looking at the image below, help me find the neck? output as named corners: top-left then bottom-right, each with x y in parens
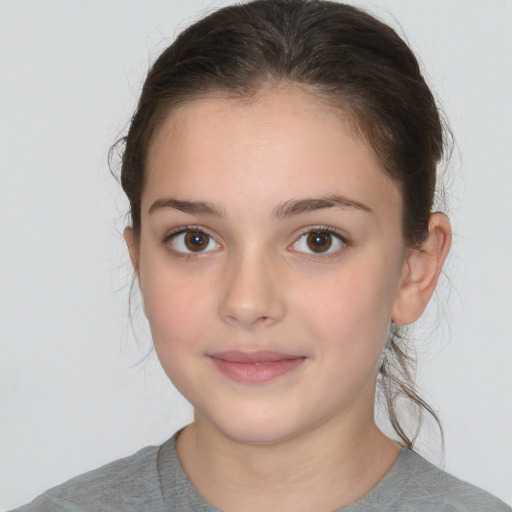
top-left (175, 413), bottom-right (400, 512)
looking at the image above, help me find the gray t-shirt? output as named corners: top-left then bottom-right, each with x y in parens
top-left (12, 432), bottom-right (510, 511)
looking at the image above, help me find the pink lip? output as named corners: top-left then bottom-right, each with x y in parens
top-left (209, 351), bottom-right (306, 383)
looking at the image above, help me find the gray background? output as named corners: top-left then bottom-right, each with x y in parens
top-left (1, 0), bottom-right (511, 509)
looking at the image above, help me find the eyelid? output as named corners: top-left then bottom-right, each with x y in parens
top-left (289, 225), bottom-right (349, 257)
top-left (162, 225), bottom-right (221, 255)
top-left (161, 224), bottom-right (348, 258)
top-left (295, 225), bottom-right (348, 241)
top-left (163, 224), bottom-right (200, 240)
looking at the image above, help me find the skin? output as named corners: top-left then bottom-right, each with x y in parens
top-left (125, 86), bottom-right (451, 511)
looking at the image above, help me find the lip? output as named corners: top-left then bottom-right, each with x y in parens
top-left (209, 351), bottom-right (306, 383)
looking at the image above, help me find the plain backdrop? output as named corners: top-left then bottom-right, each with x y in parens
top-left (1, 0), bottom-right (511, 509)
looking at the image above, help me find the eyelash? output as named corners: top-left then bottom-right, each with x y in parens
top-left (162, 225), bottom-right (220, 257)
top-left (162, 225), bottom-right (349, 259)
top-left (291, 226), bottom-right (349, 259)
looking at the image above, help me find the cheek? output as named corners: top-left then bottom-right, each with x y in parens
top-left (299, 264), bottom-right (397, 355)
top-left (297, 271), bottom-right (396, 401)
top-left (139, 269), bottom-right (216, 396)
top-left (140, 264), bottom-right (214, 349)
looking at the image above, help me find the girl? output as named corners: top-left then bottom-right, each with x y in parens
top-left (7, 0), bottom-right (510, 510)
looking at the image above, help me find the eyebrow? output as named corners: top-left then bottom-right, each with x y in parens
top-left (148, 194), bottom-right (371, 218)
top-left (272, 194), bottom-right (372, 219)
top-left (148, 198), bottom-right (225, 216)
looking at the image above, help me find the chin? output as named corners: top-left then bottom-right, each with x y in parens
top-left (206, 407), bottom-right (310, 447)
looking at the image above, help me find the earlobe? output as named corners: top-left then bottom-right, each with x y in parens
top-left (123, 227), bottom-right (140, 274)
top-left (392, 213), bottom-right (452, 325)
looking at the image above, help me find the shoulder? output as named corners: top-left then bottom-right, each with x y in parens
top-left (369, 448), bottom-right (511, 512)
top-left (10, 443), bottom-right (167, 512)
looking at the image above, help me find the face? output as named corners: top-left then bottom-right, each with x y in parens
top-left (130, 87), bottom-right (410, 445)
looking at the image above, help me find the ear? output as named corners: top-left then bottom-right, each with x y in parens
top-left (392, 213), bottom-right (451, 325)
top-left (123, 227), bottom-right (140, 275)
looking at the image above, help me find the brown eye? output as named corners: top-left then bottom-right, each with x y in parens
top-left (292, 229), bottom-right (345, 256)
top-left (169, 229), bottom-right (219, 254)
top-left (184, 231), bottom-right (210, 252)
top-left (306, 231), bottom-right (333, 253)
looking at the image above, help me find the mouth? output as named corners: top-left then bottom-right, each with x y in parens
top-left (208, 351), bottom-right (306, 383)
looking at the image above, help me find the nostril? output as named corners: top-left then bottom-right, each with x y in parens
top-left (218, 265), bottom-right (287, 327)
top-left (222, 308), bottom-right (285, 327)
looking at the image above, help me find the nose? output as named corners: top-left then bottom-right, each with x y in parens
top-left (218, 250), bottom-right (287, 329)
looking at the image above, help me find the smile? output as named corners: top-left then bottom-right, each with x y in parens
top-left (209, 351), bottom-right (306, 383)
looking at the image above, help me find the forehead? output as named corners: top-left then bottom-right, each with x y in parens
top-left (144, 87), bottom-right (401, 218)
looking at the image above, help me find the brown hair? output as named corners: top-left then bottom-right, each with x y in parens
top-left (116, 0), bottom-right (447, 448)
